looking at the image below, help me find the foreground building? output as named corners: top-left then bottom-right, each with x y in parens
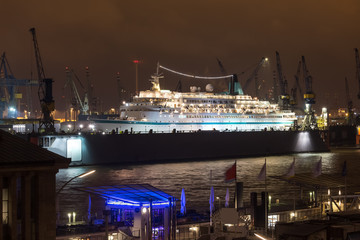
top-left (0, 130), bottom-right (70, 240)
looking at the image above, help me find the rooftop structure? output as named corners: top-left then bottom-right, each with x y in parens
top-left (75, 184), bottom-right (177, 240)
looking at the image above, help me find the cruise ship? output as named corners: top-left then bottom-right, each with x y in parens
top-left (91, 67), bottom-right (296, 133)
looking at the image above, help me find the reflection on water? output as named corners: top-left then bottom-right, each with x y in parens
top-left (56, 149), bottom-right (360, 224)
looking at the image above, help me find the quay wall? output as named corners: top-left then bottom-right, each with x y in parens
top-left (78, 130), bottom-right (328, 165)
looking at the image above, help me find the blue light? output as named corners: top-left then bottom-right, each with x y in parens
top-left (106, 199), bottom-right (169, 207)
top-left (143, 202), bottom-right (169, 207)
top-left (106, 199), bottom-right (140, 207)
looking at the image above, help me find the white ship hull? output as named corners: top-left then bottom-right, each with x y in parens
top-left (92, 113), bottom-right (295, 133)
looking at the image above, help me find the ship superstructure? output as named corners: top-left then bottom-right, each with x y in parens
top-left (92, 68), bottom-right (296, 133)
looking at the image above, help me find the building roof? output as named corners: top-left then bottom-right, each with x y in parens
top-left (0, 130), bottom-right (70, 169)
top-left (76, 184), bottom-right (176, 205)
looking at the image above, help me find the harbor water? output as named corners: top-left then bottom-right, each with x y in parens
top-left (56, 148), bottom-right (360, 225)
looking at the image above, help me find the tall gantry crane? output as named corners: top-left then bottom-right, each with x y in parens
top-left (242, 57), bottom-right (267, 98)
top-left (217, 57), bottom-right (267, 97)
top-left (29, 28), bottom-right (55, 133)
top-left (275, 51), bottom-right (290, 109)
top-left (0, 52), bottom-right (37, 118)
top-left (116, 72), bottom-right (127, 104)
top-left (300, 56), bottom-right (317, 130)
top-left (290, 61), bottom-right (303, 109)
top-left (345, 77), bottom-right (354, 125)
top-left (355, 48), bottom-right (360, 99)
top-left (64, 67), bottom-right (89, 117)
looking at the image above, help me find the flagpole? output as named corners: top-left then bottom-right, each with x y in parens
top-left (210, 170), bottom-right (213, 226)
top-left (264, 158), bottom-right (268, 235)
top-left (345, 173), bottom-right (347, 212)
top-left (342, 160), bottom-right (347, 212)
top-left (293, 158), bottom-right (296, 221)
top-left (235, 160), bottom-right (237, 209)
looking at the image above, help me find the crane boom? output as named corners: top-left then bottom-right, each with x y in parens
top-left (355, 48), bottom-right (360, 99)
top-left (30, 28), bottom-right (46, 82)
top-left (275, 51), bottom-right (290, 109)
top-left (216, 58), bottom-right (228, 76)
top-left (302, 56), bottom-right (315, 104)
top-left (290, 61), bottom-right (303, 108)
top-left (345, 77), bottom-right (354, 125)
top-left (29, 27), bottom-right (55, 133)
top-left (242, 57), bottom-right (266, 92)
top-left (275, 52), bottom-right (289, 97)
top-left (64, 67), bottom-right (89, 115)
top-left (300, 55), bottom-right (317, 130)
top-left (294, 61), bottom-right (303, 97)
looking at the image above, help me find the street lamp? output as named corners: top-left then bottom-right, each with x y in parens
top-left (56, 170), bottom-right (96, 225)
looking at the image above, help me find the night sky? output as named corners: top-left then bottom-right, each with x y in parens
top-left (2, 1), bottom-right (360, 114)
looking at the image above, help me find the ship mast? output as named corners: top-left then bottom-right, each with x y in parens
top-left (150, 62), bottom-right (163, 91)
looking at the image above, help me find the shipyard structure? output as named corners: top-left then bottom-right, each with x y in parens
top-left (1, 42), bottom-right (332, 165)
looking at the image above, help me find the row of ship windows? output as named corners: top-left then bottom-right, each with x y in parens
top-left (122, 104), bottom-right (273, 110)
top-left (160, 115), bottom-right (283, 119)
top-left (121, 108), bottom-right (283, 118)
top-left (184, 99), bottom-right (235, 104)
top-left (135, 98), bottom-right (260, 105)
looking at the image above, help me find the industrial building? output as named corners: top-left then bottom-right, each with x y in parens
top-left (0, 130), bottom-right (70, 239)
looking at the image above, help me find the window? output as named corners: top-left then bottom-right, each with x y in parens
top-left (268, 215), bottom-right (278, 228)
top-left (2, 188), bottom-right (9, 224)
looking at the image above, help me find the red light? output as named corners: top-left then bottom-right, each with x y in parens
top-left (65, 66), bottom-right (69, 70)
top-left (117, 72), bottom-right (120, 75)
top-left (133, 60), bottom-right (139, 63)
top-left (85, 66), bottom-right (89, 70)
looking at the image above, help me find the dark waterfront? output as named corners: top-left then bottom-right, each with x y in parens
top-left (56, 149), bottom-right (360, 225)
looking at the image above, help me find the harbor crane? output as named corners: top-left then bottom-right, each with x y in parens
top-left (215, 58), bottom-right (241, 95)
top-left (275, 51), bottom-right (290, 109)
top-left (300, 56), bottom-right (317, 130)
top-left (0, 52), bottom-right (37, 118)
top-left (85, 66), bottom-right (93, 111)
top-left (116, 72), bottom-right (127, 104)
top-left (64, 67), bottom-right (89, 117)
top-left (242, 57), bottom-right (267, 97)
top-left (345, 77), bottom-right (354, 125)
top-left (29, 28), bottom-right (55, 133)
top-left (216, 57), bottom-right (267, 97)
top-left (355, 48), bottom-right (360, 99)
top-left (290, 61), bottom-right (303, 109)
top-left (216, 58), bottom-right (240, 95)
top-left (216, 58), bottom-right (228, 76)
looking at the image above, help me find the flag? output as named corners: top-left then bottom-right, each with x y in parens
top-left (286, 158), bottom-right (295, 177)
top-left (225, 162), bottom-right (236, 182)
top-left (87, 194), bottom-right (91, 223)
top-left (257, 161), bottom-right (266, 181)
top-left (180, 188), bottom-right (186, 215)
top-left (209, 186), bottom-right (215, 214)
top-left (342, 160), bottom-right (347, 176)
top-left (225, 188), bottom-right (230, 208)
top-left (313, 157), bottom-right (322, 177)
